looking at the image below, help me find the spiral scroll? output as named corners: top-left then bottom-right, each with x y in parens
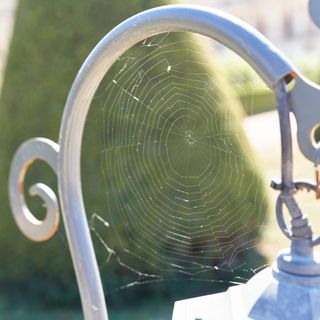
top-left (9, 138), bottom-right (60, 242)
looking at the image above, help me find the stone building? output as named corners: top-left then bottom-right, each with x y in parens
top-left (184, 0), bottom-right (320, 62)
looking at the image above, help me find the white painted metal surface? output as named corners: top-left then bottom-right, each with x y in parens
top-left (172, 268), bottom-right (272, 320)
top-left (173, 266), bottom-right (320, 319)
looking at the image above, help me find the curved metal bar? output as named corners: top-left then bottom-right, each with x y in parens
top-left (9, 138), bottom-right (59, 242)
top-left (76, 4), bottom-right (294, 90)
top-left (57, 5), bottom-right (297, 319)
top-left (275, 80), bottom-right (294, 192)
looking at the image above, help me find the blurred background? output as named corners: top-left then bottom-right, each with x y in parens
top-left (0, 0), bottom-right (320, 319)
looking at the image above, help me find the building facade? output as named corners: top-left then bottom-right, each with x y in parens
top-left (183, 0), bottom-right (320, 62)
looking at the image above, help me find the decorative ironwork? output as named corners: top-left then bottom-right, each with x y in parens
top-left (8, 3), bottom-right (320, 319)
top-left (9, 138), bottom-right (59, 242)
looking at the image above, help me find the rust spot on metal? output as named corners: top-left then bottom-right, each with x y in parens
top-left (18, 179), bottom-right (24, 194)
top-left (18, 160), bottom-right (32, 194)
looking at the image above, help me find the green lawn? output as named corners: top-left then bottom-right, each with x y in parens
top-left (0, 299), bottom-right (172, 320)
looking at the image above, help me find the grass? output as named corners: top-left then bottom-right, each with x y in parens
top-left (0, 308), bottom-right (82, 320)
top-left (0, 299), bottom-right (172, 320)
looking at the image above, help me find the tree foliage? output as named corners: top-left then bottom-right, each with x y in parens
top-left (0, 0), bottom-right (268, 310)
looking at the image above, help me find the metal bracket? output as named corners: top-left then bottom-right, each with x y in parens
top-left (289, 76), bottom-right (320, 164)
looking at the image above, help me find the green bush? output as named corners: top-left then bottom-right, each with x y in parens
top-left (240, 89), bottom-right (275, 115)
top-left (0, 0), bottom-right (269, 312)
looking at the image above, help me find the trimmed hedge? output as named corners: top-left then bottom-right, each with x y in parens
top-left (0, 0), bottom-right (269, 311)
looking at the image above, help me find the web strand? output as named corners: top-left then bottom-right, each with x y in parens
top-left (85, 33), bottom-right (269, 297)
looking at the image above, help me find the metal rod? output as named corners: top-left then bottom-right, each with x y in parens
top-left (275, 80), bottom-right (294, 193)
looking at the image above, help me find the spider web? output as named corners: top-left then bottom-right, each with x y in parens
top-left (82, 32), bottom-right (271, 311)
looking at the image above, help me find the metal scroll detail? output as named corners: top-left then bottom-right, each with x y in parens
top-left (9, 138), bottom-right (60, 242)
